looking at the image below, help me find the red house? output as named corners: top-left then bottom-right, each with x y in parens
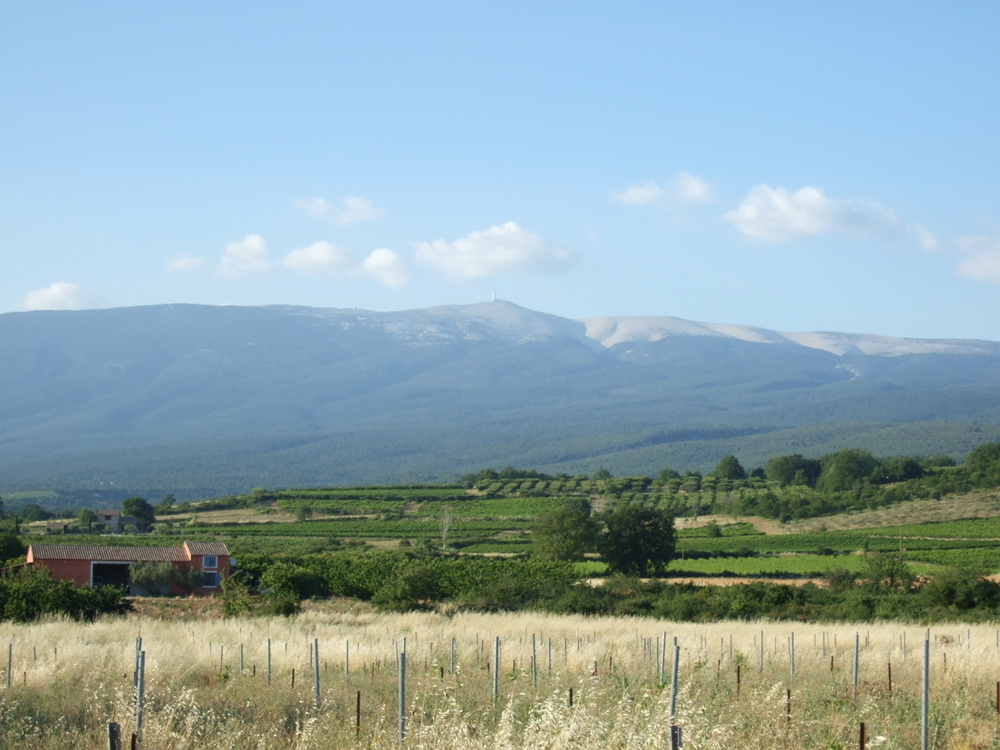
top-left (26, 541), bottom-right (231, 596)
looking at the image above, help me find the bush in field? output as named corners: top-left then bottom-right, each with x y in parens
top-left (920, 566), bottom-right (1000, 612)
top-left (372, 563), bottom-right (442, 611)
top-left (0, 568), bottom-right (132, 622)
top-left (220, 571), bottom-right (257, 617)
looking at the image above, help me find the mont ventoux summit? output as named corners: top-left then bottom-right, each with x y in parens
top-left (2, 300), bottom-right (999, 502)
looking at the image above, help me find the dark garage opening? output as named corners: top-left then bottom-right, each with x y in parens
top-left (92, 563), bottom-right (130, 589)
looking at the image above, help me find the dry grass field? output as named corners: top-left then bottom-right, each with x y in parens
top-left (2, 606), bottom-right (1000, 749)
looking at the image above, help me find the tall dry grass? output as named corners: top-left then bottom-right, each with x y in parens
top-left (1, 609), bottom-right (999, 748)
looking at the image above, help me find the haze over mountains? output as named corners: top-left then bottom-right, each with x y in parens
top-left (2, 301), bottom-right (999, 500)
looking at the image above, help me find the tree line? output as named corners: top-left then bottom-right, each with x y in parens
top-left (465, 442), bottom-right (1000, 522)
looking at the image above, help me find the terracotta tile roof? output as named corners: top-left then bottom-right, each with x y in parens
top-left (29, 544), bottom-right (189, 562)
top-left (184, 541), bottom-right (230, 556)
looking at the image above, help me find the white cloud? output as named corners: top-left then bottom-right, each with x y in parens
top-left (955, 235), bottom-right (1000, 284)
top-left (614, 182), bottom-right (667, 206)
top-left (166, 254), bottom-right (207, 272)
top-left (725, 185), bottom-right (904, 242)
top-left (20, 282), bottom-right (107, 311)
top-left (337, 195), bottom-right (385, 224)
top-left (615, 172), bottom-right (714, 207)
top-left (363, 248), bottom-right (410, 288)
top-left (671, 171), bottom-right (713, 203)
top-left (415, 222), bottom-right (574, 282)
top-left (296, 198), bottom-right (336, 219)
top-left (296, 195), bottom-right (385, 224)
top-left (913, 224), bottom-right (940, 252)
top-left (282, 243), bottom-right (411, 287)
top-left (218, 235), bottom-right (271, 277)
top-left (281, 241), bottom-right (359, 276)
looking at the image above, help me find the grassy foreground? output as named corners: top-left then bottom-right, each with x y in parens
top-left (2, 607), bottom-right (1000, 749)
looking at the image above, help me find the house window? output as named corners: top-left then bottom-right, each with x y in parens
top-left (202, 571), bottom-right (220, 588)
top-left (202, 555), bottom-right (218, 569)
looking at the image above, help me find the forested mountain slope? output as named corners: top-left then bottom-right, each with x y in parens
top-left (1, 301), bottom-right (998, 497)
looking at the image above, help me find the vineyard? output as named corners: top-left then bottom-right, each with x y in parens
top-left (2, 608), bottom-right (1000, 749)
top-left (136, 483), bottom-right (1000, 580)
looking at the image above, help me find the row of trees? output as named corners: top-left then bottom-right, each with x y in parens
top-left (467, 444), bottom-right (1000, 495)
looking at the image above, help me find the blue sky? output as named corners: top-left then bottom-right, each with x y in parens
top-left (2, 2), bottom-right (998, 340)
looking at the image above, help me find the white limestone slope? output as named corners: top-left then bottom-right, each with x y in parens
top-left (582, 314), bottom-right (1000, 356)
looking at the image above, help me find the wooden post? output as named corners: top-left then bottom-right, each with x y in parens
top-left (888, 662), bottom-right (892, 696)
top-left (786, 688), bottom-right (791, 726)
top-left (356, 690), bottom-right (361, 739)
top-left (532, 634), bottom-right (537, 688)
top-left (569, 687), bottom-right (574, 707)
top-left (736, 664), bottom-right (741, 698)
top-left (859, 722), bottom-right (866, 750)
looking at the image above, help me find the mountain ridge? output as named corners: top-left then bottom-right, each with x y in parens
top-left (1, 300), bottom-right (998, 498)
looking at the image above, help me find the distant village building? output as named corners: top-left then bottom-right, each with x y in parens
top-left (95, 509), bottom-right (137, 533)
top-left (26, 541), bottom-right (231, 596)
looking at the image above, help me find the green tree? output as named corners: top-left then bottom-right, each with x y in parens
top-left (130, 562), bottom-right (173, 595)
top-left (76, 508), bottom-right (96, 533)
top-left (532, 498), bottom-right (598, 561)
top-left (764, 454), bottom-right (822, 487)
top-left (170, 566), bottom-right (204, 595)
top-left (0, 533), bottom-right (26, 563)
top-left (122, 497), bottom-right (156, 532)
top-left (966, 442), bottom-right (1000, 473)
top-left (18, 504), bottom-right (51, 522)
top-left (881, 456), bottom-right (924, 482)
top-left (598, 503), bottom-right (676, 577)
top-left (714, 454), bottom-right (747, 481)
top-left (863, 552), bottom-right (914, 591)
top-left (817, 449), bottom-right (879, 492)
